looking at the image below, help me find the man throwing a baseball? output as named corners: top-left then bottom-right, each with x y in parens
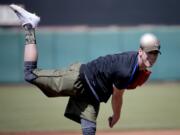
top-left (10, 4), bottom-right (161, 135)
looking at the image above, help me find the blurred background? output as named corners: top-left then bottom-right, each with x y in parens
top-left (0, 0), bottom-right (180, 82)
top-left (0, 0), bottom-right (180, 133)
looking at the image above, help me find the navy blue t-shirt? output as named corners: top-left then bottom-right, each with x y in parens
top-left (80, 51), bottom-right (138, 102)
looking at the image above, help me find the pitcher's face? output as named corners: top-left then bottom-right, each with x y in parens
top-left (139, 49), bottom-right (159, 69)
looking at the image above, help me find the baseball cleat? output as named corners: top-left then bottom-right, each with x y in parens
top-left (9, 4), bottom-right (40, 28)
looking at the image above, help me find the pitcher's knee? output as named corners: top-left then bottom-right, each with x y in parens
top-left (24, 61), bottom-right (37, 83)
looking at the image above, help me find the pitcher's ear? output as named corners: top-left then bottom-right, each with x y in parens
top-left (138, 48), bottom-right (143, 56)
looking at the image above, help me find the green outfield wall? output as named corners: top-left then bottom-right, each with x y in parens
top-left (0, 26), bottom-right (180, 82)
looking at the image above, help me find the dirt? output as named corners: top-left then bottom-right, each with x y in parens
top-left (0, 130), bottom-right (180, 135)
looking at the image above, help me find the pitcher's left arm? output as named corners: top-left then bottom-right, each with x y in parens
top-left (108, 86), bottom-right (125, 128)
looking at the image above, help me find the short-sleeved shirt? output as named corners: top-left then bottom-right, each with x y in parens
top-left (80, 51), bottom-right (138, 102)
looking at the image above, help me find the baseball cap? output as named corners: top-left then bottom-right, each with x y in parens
top-left (140, 33), bottom-right (161, 54)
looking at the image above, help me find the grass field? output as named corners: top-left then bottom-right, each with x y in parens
top-left (0, 82), bottom-right (180, 133)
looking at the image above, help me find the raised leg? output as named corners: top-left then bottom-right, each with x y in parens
top-left (10, 4), bottom-right (40, 82)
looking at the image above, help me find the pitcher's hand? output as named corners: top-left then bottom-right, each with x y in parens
top-left (108, 115), bottom-right (119, 128)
